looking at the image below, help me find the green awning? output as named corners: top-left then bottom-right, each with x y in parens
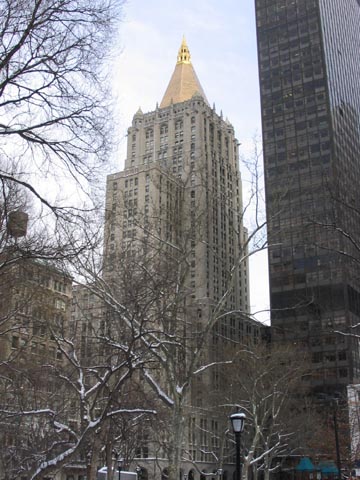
top-left (318, 462), bottom-right (339, 475)
top-left (296, 458), bottom-right (316, 472)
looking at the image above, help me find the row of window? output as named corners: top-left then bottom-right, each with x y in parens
top-left (11, 336), bottom-right (63, 359)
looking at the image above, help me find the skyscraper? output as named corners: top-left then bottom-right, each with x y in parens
top-left (103, 38), bottom-right (257, 477)
top-left (255, 0), bottom-right (360, 392)
top-left (104, 37), bottom-right (250, 321)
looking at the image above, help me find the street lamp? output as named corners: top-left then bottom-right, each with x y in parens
top-left (230, 412), bottom-right (246, 480)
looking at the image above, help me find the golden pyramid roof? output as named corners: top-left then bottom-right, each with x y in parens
top-left (160, 37), bottom-right (209, 108)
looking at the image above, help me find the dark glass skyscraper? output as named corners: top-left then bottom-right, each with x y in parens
top-left (255, 0), bottom-right (360, 392)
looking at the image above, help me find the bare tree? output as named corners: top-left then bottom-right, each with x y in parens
top-left (0, 255), bottom-right (158, 480)
top-left (0, 0), bottom-right (123, 261)
top-left (216, 343), bottom-right (314, 480)
top-left (0, 304), bottom-right (156, 480)
top-left (0, 7), bottom-right (132, 473)
top-left (67, 142), bottom-right (270, 480)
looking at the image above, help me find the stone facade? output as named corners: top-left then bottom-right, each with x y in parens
top-left (102, 38), bottom-right (257, 480)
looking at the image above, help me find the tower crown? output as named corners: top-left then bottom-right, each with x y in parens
top-left (160, 38), bottom-right (208, 108)
top-left (177, 36), bottom-right (191, 64)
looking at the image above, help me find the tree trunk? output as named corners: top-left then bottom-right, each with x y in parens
top-left (106, 440), bottom-right (115, 480)
top-left (242, 458), bottom-right (250, 480)
top-left (167, 402), bottom-right (185, 480)
top-left (87, 433), bottom-right (103, 480)
top-left (262, 450), bottom-right (272, 480)
top-left (252, 464), bottom-right (258, 480)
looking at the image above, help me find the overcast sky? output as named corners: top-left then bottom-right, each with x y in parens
top-left (110, 0), bottom-right (270, 323)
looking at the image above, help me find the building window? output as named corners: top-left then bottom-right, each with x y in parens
top-left (160, 124), bottom-right (168, 134)
top-left (338, 351), bottom-right (347, 361)
top-left (175, 119), bottom-right (183, 130)
top-left (55, 299), bottom-right (66, 311)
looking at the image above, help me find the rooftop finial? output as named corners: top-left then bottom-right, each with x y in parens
top-left (160, 37), bottom-right (209, 108)
top-left (177, 36), bottom-right (191, 64)
top-left (134, 106), bottom-right (143, 118)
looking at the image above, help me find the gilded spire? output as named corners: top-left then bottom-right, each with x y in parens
top-left (177, 36), bottom-right (191, 64)
top-left (160, 38), bottom-right (208, 108)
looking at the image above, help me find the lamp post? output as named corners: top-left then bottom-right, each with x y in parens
top-left (230, 412), bottom-right (246, 480)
